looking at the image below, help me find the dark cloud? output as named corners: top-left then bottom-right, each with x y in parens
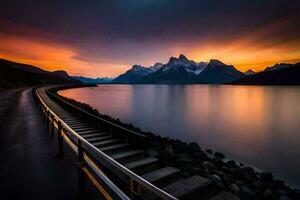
top-left (1, 0), bottom-right (299, 42)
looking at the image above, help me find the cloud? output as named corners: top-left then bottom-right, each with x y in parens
top-left (0, 0), bottom-right (299, 76)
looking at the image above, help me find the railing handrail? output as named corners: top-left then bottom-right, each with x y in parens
top-left (47, 88), bottom-right (146, 138)
top-left (35, 87), bottom-right (177, 200)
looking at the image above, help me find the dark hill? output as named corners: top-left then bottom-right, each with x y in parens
top-left (0, 59), bottom-right (80, 88)
top-left (196, 59), bottom-right (245, 84)
top-left (234, 62), bottom-right (300, 85)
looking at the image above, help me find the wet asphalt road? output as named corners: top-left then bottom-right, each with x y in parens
top-left (0, 88), bottom-right (79, 199)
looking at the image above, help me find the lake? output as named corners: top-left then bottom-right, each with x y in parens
top-left (58, 84), bottom-right (300, 188)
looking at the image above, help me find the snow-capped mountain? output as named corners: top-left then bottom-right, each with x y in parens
top-left (142, 54), bottom-right (207, 83)
top-left (160, 54), bottom-right (206, 75)
top-left (150, 63), bottom-right (164, 71)
top-left (112, 54), bottom-right (245, 84)
top-left (112, 65), bottom-right (151, 83)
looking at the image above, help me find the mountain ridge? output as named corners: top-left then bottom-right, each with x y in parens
top-left (0, 58), bottom-right (80, 88)
top-left (234, 62), bottom-right (300, 85)
top-left (112, 55), bottom-right (244, 84)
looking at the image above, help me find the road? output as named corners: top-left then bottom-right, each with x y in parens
top-left (0, 88), bottom-right (80, 199)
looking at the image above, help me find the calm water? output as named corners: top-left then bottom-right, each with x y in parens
top-left (59, 85), bottom-right (300, 188)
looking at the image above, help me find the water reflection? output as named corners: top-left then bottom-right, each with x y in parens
top-left (59, 85), bottom-right (300, 188)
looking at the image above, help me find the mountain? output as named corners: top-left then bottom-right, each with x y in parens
top-left (196, 59), bottom-right (245, 84)
top-left (234, 62), bottom-right (300, 85)
top-left (264, 63), bottom-right (293, 72)
top-left (150, 63), bottom-right (163, 71)
top-left (112, 63), bottom-right (161, 83)
top-left (141, 54), bottom-right (206, 84)
top-left (245, 69), bottom-right (255, 75)
top-left (111, 55), bottom-right (247, 84)
top-left (73, 76), bottom-right (113, 84)
top-left (0, 59), bottom-right (80, 88)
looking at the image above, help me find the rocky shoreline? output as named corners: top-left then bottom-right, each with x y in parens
top-left (50, 86), bottom-right (300, 200)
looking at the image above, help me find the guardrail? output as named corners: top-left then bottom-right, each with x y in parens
top-left (33, 86), bottom-right (177, 200)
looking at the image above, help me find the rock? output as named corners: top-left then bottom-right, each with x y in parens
top-left (213, 174), bottom-right (222, 181)
top-left (263, 188), bottom-right (272, 198)
top-left (223, 175), bottom-right (234, 185)
top-left (206, 149), bottom-right (213, 154)
top-left (251, 180), bottom-right (264, 192)
top-left (243, 167), bottom-right (256, 178)
top-left (211, 191), bottom-right (241, 200)
top-left (192, 167), bottom-right (203, 175)
top-left (273, 180), bottom-right (285, 190)
top-left (235, 180), bottom-right (244, 186)
top-left (240, 185), bottom-right (256, 197)
top-left (279, 195), bottom-right (290, 200)
top-left (146, 148), bottom-right (159, 157)
top-left (214, 152), bottom-right (225, 159)
top-left (164, 144), bottom-right (174, 155)
top-left (189, 142), bottom-right (201, 152)
top-left (202, 161), bottom-right (215, 173)
top-left (229, 183), bottom-right (240, 194)
top-left (234, 167), bottom-right (256, 182)
top-left (227, 160), bottom-right (236, 167)
top-left (260, 172), bottom-right (273, 181)
top-left (208, 174), bottom-right (225, 189)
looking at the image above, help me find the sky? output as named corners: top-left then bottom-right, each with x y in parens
top-left (0, 0), bottom-right (300, 77)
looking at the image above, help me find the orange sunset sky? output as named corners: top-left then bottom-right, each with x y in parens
top-left (1, 1), bottom-right (300, 78)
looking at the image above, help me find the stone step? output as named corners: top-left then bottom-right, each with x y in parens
top-left (66, 122), bottom-right (90, 126)
top-left (78, 130), bottom-right (103, 135)
top-left (100, 143), bottom-right (129, 154)
top-left (142, 167), bottom-right (180, 186)
top-left (163, 175), bottom-right (212, 199)
top-left (110, 150), bottom-right (144, 164)
top-left (63, 118), bottom-right (82, 121)
top-left (74, 127), bottom-right (97, 132)
top-left (125, 157), bottom-right (159, 175)
top-left (86, 135), bottom-right (112, 143)
top-left (93, 139), bottom-right (122, 147)
top-left (210, 191), bottom-right (240, 200)
top-left (62, 118), bottom-right (82, 122)
top-left (82, 132), bottom-right (110, 139)
top-left (70, 124), bottom-right (93, 129)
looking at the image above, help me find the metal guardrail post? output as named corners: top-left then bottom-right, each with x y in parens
top-left (76, 140), bottom-right (85, 196)
top-left (46, 110), bottom-right (50, 130)
top-left (42, 109), bottom-right (46, 122)
top-left (57, 121), bottom-right (64, 156)
top-left (51, 114), bottom-right (55, 138)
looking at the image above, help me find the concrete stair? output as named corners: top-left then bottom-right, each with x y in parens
top-left (100, 143), bottom-right (129, 154)
top-left (142, 167), bottom-right (181, 187)
top-left (93, 139), bottom-right (122, 147)
top-left (125, 157), bottom-right (159, 175)
top-left (110, 150), bottom-right (144, 164)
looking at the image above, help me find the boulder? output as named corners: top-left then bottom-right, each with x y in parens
top-left (202, 161), bottom-right (215, 173)
top-left (260, 172), bottom-right (273, 181)
top-left (189, 142), bottom-right (202, 152)
top-left (229, 183), bottom-right (240, 194)
top-left (263, 188), bottom-right (272, 198)
top-left (206, 149), bottom-right (213, 154)
top-left (214, 152), bottom-right (225, 159)
top-left (240, 185), bottom-right (256, 197)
